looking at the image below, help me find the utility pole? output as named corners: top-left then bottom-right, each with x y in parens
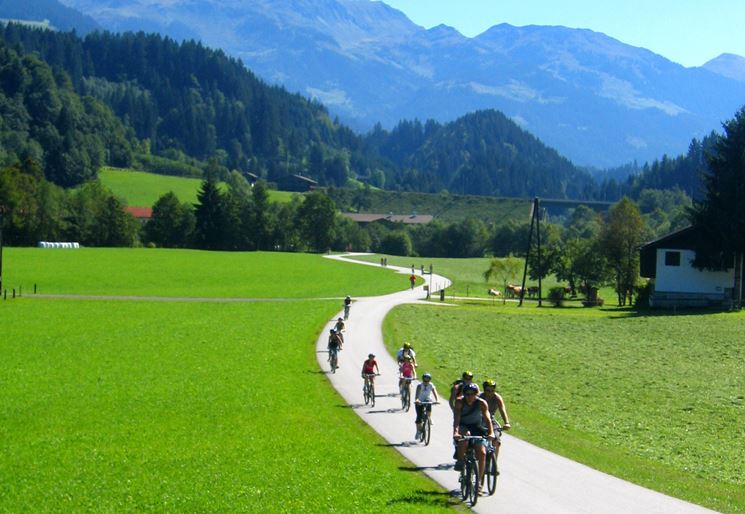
top-left (0, 207), bottom-right (5, 296)
top-left (519, 197), bottom-right (541, 307)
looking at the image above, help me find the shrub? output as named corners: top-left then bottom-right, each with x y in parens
top-left (548, 286), bottom-right (566, 307)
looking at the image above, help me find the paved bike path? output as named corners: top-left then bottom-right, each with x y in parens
top-left (316, 254), bottom-right (717, 514)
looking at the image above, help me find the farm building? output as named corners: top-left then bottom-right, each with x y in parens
top-left (639, 225), bottom-right (743, 308)
top-left (342, 213), bottom-right (434, 225)
top-left (276, 174), bottom-right (318, 192)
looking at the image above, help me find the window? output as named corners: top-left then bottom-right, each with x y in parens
top-left (664, 251), bottom-right (681, 266)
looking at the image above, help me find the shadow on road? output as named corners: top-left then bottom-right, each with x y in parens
top-left (377, 441), bottom-right (419, 448)
top-left (398, 462), bottom-right (454, 472)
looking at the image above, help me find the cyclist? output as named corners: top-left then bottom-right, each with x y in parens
top-left (343, 295), bottom-right (352, 319)
top-left (414, 372), bottom-right (439, 437)
top-left (399, 354), bottom-right (417, 390)
top-left (480, 379), bottom-right (511, 462)
top-left (334, 317), bottom-right (346, 342)
top-left (453, 383), bottom-right (495, 487)
top-left (449, 370), bottom-right (479, 410)
top-left (361, 353), bottom-right (380, 382)
top-left (396, 342), bottom-right (417, 367)
top-left (327, 329), bottom-right (343, 368)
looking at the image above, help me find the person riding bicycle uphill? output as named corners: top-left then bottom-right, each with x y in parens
top-left (343, 295), bottom-right (352, 320)
top-left (399, 355), bottom-right (417, 389)
top-left (396, 342), bottom-right (417, 367)
top-left (453, 383), bottom-right (495, 486)
top-left (480, 379), bottom-right (511, 462)
top-left (327, 328), bottom-right (343, 367)
top-left (449, 371), bottom-right (479, 411)
top-left (361, 353), bottom-right (380, 385)
top-left (334, 317), bottom-right (346, 342)
top-left (414, 373), bottom-right (439, 437)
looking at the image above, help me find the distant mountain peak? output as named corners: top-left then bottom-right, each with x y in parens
top-left (702, 53), bottom-right (745, 82)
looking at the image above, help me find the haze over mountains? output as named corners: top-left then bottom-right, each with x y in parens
top-left (10, 0), bottom-right (745, 169)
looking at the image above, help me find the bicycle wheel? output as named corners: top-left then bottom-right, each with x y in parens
top-left (459, 468), bottom-right (468, 501)
top-left (424, 416), bottom-right (431, 445)
top-left (468, 458), bottom-right (480, 506)
top-left (370, 381), bottom-right (376, 407)
top-left (330, 352), bottom-right (337, 373)
top-left (363, 383), bottom-right (370, 405)
top-left (400, 385), bottom-right (407, 410)
top-left (403, 386), bottom-right (411, 411)
top-left (485, 449), bottom-right (498, 495)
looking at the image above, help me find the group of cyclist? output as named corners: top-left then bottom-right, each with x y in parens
top-left (330, 295), bottom-right (512, 493)
top-left (327, 296), bottom-right (352, 370)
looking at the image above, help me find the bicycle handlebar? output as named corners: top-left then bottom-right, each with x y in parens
top-left (416, 401), bottom-right (440, 405)
top-left (362, 373), bottom-right (380, 377)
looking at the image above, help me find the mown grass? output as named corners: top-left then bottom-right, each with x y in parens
top-left (5, 248), bottom-right (406, 298)
top-left (383, 302), bottom-right (745, 513)
top-left (350, 254), bottom-right (565, 298)
top-left (0, 299), bottom-right (455, 512)
top-left (99, 167), bottom-right (295, 207)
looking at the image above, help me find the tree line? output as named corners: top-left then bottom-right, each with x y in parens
top-left (1, 23), bottom-right (619, 200)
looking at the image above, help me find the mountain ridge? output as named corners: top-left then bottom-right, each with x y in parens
top-left (12, 0), bottom-right (745, 168)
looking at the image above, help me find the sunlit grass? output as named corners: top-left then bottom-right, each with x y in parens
top-left (383, 302), bottom-right (745, 513)
top-left (5, 248), bottom-right (406, 298)
top-left (99, 167), bottom-right (296, 207)
top-left (0, 299), bottom-right (455, 512)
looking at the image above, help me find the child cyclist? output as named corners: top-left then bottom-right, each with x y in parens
top-left (414, 372), bottom-right (439, 438)
top-left (398, 354), bottom-right (417, 390)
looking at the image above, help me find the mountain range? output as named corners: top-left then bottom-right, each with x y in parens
top-left (39, 0), bottom-right (745, 169)
top-left (4, 0), bottom-right (745, 171)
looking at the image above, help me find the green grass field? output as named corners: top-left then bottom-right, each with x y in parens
top-left (5, 248), bottom-right (405, 298)
top-left (0, 299), bottom-right (454, 512)
top-left (383, 303), bottom-right (745, 513)
top-left (350, 254), bottom-right (565, 299)
top-left (0, 249), bottom-right (454, 512)
top-left (99, 167), bottom-right (295, 207)
top-left (344, 189), bottom-right (531, 224)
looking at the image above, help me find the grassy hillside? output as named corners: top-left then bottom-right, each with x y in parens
top-left (344, 189), bottom-right (532, 223)
top-left (99, 167), bottom-right (296, 207)
top-left (384, 303), bottom-right (745, 513)
top-left (0, 249), bottom-right (454, 512)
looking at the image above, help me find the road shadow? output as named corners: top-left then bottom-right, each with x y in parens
top-left (377, 441), bottom-right (419, 448)
top-left (367, 408), bottom-right (400, 414)
top-left (398, 462), bottom-right (455, 472)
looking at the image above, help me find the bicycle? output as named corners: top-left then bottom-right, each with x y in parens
top-left (455, 435), bottom-right (486, 506)
top-left (416, 401), bottom-right (438, 445)
top-left (483, 427), bottom-right (503, 496)
top-left (328, 347), bottom-right (339, 373)
top-left (399, 377), bottom-right (414, 411)
top-left (362, 373), bottom-right (378, 406)
top-left (343, 303), bottom-right (350, 320)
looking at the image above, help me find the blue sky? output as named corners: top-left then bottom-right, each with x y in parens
top-left (380, 0), bottom-right (745, 67)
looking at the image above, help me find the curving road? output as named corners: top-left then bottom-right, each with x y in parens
top-left (316, 254), bottom-right (717, 513)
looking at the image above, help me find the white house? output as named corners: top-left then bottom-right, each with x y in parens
top-left (639, 225), bottom-right (741, 308)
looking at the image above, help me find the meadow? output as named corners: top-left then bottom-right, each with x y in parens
top-left (383, 303), bottom-right (745, 513)
top-left (350, 254), bottom-right (565, 299)
top-left (0, 249), bottom-right (455, 512)
top-left (99, 167), bottom-right (295, 207)
top-left (5, 248), bottom-right (405, 298)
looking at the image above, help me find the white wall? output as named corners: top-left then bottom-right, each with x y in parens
top-left (655, 249), bottom-right (733, 294)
